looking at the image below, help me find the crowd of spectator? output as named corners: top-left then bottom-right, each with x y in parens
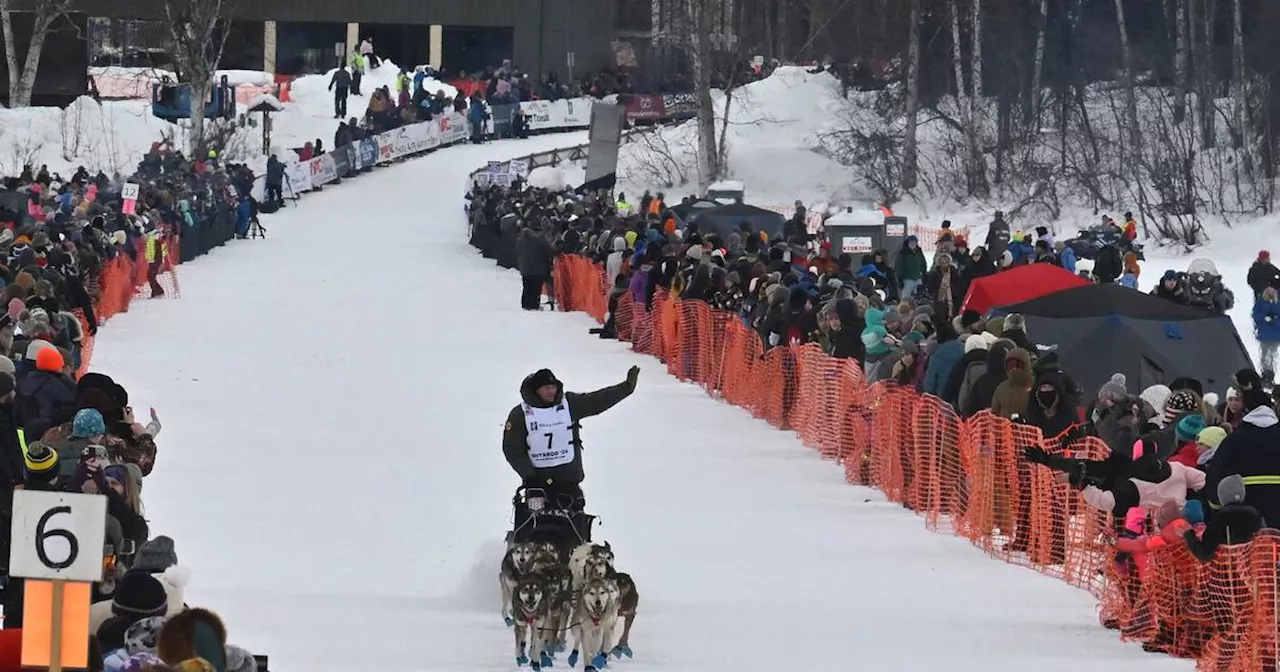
top-left (469, 177), bottom-right (1280, 661)
top-left (0, 152), bottom-right (260, 670)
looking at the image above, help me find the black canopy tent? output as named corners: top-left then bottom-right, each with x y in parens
top-left (683, 202), bottom-right (787, 240)
top-left (995, 283), bottom-right (1253, 396)
top-left (667, 198), bottom-right (720, 227)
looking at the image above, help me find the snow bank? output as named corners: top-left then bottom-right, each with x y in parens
top-left (0, 60), bottom-right (433, 178)
top-left (217, 70), bottom-right (274, 87)
top-left (617, 66), bottom-right (853, 207)
top-left (88, 66), bottom-right (274, 87)
top-left (246, 94), bottom-right (285, 112)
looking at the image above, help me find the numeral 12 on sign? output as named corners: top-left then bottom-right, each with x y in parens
top-left (9, 490), bottom-right (107, 583)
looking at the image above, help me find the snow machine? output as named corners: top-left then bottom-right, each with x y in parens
top-left (1063, 226), bottom-right (1145, 262)
top-left (1185, 258), bottom-right (1234, 314)
top-left (507, 486), bottom-right (596, 560)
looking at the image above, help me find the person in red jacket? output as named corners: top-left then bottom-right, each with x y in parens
top-left (1168, 414), bottom-right (1206, 468)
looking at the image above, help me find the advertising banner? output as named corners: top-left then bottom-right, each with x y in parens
top-left (490, 103), bottom-right (518, 137)
top-left (623, 94), bottom-right (663, 121)
top-left (565, 98), bottom-right (592, 127)
top-left (308, 154), bottom-right (337, 186)
top-left (522, 100), bottom-right (555, 130)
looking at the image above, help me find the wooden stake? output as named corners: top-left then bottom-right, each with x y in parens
top-left (49, 580), bottom-right (64, 672)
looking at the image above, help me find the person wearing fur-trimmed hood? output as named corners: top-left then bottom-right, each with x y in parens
top-left (156, 607), bottom-right (258, 672)
top-left (502, 367), bottom-right (640, 499)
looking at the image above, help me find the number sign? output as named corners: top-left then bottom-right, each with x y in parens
top-left (9, 491), bottom-right (106, 582)
top-left (121, 183), bottom-right (140, 201)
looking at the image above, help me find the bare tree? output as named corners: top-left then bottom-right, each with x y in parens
top-left (1028, 0), bottom-right (1049, 126)
top-left (1231, 0), bottom-right (1249, 169)
top-left (901, 0), bottom-right (921, 190)
top-left (0, 0), bottom-right (73, 107)
top-left (161, 0), bottom-right (234, 155)
top-left (970, 0), bottom-right (982, 100)
top-left (1173, 0), bottom-right (1188, 124)
top-left (1194, 0), bottom-right (1216, 148)
top-left (949, 0), bottom-right (986, 195)
top-left (1113, 0), bottom-right (1140, 147)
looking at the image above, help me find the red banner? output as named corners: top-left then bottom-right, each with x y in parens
top-left (623, 94), bottom-right (664, 120)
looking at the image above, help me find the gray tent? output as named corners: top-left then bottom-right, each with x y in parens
top-left (668, 198), bottom-right (721, 228)
top-left (996, 283), bottom-right (1253, 396)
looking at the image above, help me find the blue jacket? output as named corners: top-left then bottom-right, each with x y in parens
top-left (923, 339), bottom-right (964, 397)
top-left (1060, 246), bottom-right (1078, 273)
top-left (1253, 298), bottom-right (1280, 342)
top-left (1009, 241), bottom-right (1035, 264)
top-left (468, 100), bottom-right (486, 123)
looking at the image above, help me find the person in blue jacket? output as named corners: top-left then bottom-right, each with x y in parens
top-left (1056, 241), bottom-right (1077, 273)
top-left (1252, 286), bottom-right (1280, 379)
top-left (922, 320), bottom-right (964, 396)
top-left (235, 196), bottom-right (253, 239)
top-left (468, 94), bottom-right (487, 143)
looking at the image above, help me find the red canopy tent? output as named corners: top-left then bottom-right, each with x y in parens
top-left (960, 264), bottom-right (1090, 314)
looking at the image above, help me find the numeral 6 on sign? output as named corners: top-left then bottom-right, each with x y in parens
top-left (9, 491), bottom-right (106, 582)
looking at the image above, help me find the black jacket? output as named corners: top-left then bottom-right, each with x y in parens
top-left (984, 219), bottom-right (1011, 259)
top-left (1184, 504), bottom-right (1263, 562)
top-left (830, 298), bottom-right (865, 362)
top-left (1206, 406), bottom-right (1280, 525)
top-left (0, 403), bottom-right (24, 487)
top-left (516, 227), bottom-right (554, 278)
top-left (329, 68), bottom-right (352, 93)
top-left (503, 376), bottom-right (635, 486)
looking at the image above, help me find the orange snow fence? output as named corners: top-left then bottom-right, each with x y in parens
top-left (73, 234), bottom-right (181, 378)
top-left (553, 253), bottom-right (1280, 670)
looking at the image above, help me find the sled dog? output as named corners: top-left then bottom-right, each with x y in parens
top-left (540, 561), bottom-right (575, 654)
top-left (610, 572), bottom-right (639, 658)
top-left (512, 575), bottom-right (551, 669)
top-left (573, 576), bottom-right (620, 671)
top-left (569, 541), bottom-right (614, 590)
top-left (500, 542), bottom-right (537, 624)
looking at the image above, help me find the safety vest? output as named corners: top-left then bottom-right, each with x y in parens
top-left (616, 201), bottom-right (632, 216)
top-left (647, 200), bottom-right (663, 215)
top-left (145, 231), bottom-right (167, 263)
top-left (523, 398), bottom-right (574, 469)
top-left (17, 428), bottom-right (26, 458)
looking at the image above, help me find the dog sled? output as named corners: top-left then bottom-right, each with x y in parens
top-left (502, 486), bottom-right (638, 671)
top-left (507, 486), bottom-right (596, 558)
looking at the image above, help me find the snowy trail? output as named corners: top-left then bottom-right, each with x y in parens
top-left (90, 136), bottom-right (1191, 672)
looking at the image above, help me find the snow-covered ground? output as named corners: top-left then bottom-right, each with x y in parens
top-left (0, 61), bottom-right (454, 178)
top-left (83, 129), bottom-right (1196, 671)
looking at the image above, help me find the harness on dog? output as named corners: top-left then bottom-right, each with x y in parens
top-left (523, 399), bottom-right (575, 468)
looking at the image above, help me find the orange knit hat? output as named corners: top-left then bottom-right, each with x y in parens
top-left (35, 347), bottom-right (63, 373)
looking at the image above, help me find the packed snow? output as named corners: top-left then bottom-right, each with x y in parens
top-left (83, 125), bottom-right (1198, 670)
